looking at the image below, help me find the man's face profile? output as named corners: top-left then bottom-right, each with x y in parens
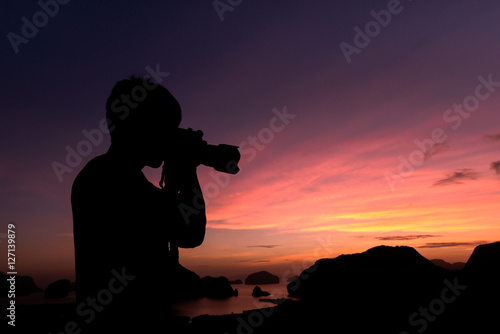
top-left (140, 95), bottom-right (182, 169)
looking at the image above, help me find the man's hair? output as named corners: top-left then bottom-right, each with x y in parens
top-left (105, 76), bottom-right (181, 143)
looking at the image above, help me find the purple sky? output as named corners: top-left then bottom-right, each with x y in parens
top-left (1, 1), bottom-right (500, 287)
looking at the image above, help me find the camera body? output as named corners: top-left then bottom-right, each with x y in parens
top-left (174, 128), bottom-right (240, 174)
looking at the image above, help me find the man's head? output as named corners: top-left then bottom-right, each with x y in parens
top-left (105, 76), bottom-right (181, 167)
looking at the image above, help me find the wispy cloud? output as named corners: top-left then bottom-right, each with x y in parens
top-left (247, 245), bottom-right (280, 249)
top-left (209, 219), bottom-right (229, 225)
top-left (418, 241), bottom-right (488, 248)
top-left (424, 141), bottom-right (449, 161)
top-left (485, 133), bottom-right (500, 141)
top-left (233, 259), bottom-right (271, 263)
top-left (433, 168), bottom-right (479, 186)
top-left (375, 234), bottom-right (441, 241)
top-left (490, 161), bottom-right (500, 175)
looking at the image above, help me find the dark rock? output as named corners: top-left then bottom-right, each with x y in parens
top-left (168, 263), bottom-right (204, 301)
top-left (166, 263), bottom-right (241, 301)
top-left (461, 242), bottom-right (500, 297)
top-left (201, 276), bottom-right (237, 298)
top-left (44, 279), bottom-right (72, 299)
top-left (251, 286), bottom-right (270, 297)
top-left (245, 271), bottom-right (279, 285)
top-left (229, 279), bottom-right (242, 285)
top-left (287, 245), bottom-right (448, 302)
top-left (463, 241), bottom-right (500, 277)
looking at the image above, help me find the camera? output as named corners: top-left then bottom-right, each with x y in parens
top-left (174, 128), bottom-right (240, 175)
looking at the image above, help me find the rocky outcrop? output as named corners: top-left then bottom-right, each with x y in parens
top-left (167, 263), bottom-right (238, 300)
top-left (245, 271), bottom-right (279, 285)
top-left (463, 241), bottom-right (500, 276)
top-left (166, 263), bottom-right (204, 301)
top-left (44, 279), bottom-right (72, 299)
top-left (251, 286), bottom-right (270, 297)
top-left (201, 276), bottom-right (238, 298)
top-left (287, 245), bottom-right (448, 301)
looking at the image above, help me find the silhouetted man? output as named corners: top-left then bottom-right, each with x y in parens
top-left (71, 76), bottom-right (206, 332)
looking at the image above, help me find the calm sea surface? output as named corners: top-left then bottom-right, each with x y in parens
top-left (1, 283), bottom-right (296, 319)
top-left (171, 283), bottom-right (297, 318)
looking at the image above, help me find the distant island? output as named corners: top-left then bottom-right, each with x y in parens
top-left (430, 259), bottom-right (466, 271)
top-left (244, 271), bottom-right (279, 285)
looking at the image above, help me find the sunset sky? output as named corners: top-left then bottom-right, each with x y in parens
top-left (1, 1), bottom-right (499, 288)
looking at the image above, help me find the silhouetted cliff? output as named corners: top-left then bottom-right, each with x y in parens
top-left (463, 241), bottom-right (500, 278)
top-left (287, 245), bottom-right (447, 302)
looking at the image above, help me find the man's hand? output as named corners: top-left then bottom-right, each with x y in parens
top-left (162, 128), bottom-right (205, 190)
top-left (160, 127), bottom-right (207, 248)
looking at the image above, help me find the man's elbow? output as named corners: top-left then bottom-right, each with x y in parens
top-left (178, 221), bottom-right (206, 248)
top-left (178, 233), bottom-right (205, 248)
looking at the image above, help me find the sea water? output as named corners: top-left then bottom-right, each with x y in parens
top-left (0, 283), bottom-right (296, 319)
top-left (171, 283), bottom-right (296, 318)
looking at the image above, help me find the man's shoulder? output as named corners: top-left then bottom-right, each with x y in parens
top-left (72, 154), bottom-right (110, 187)
top-left (79, 153), bottom-right (111, 173)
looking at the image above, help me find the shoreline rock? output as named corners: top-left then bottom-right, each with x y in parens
top-left (201, 276), bottom-right (238, 298)
top-left (44, 279), bottom-right (72, 299)
top-left (251, 286), bottom-right (270, 297)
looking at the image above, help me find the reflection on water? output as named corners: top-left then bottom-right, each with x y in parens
top-left (0, 284), bottom-right (297, 319)
top-left (171, 283), bottom-right (295, 318)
